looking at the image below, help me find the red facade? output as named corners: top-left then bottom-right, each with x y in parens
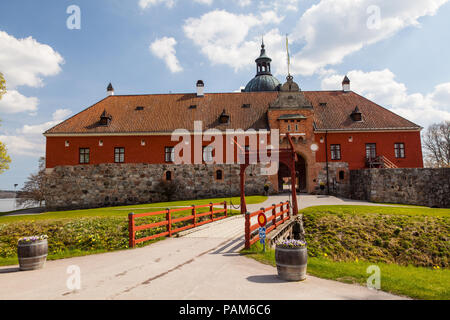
top-left (314, 131), bottom-right (424, 170)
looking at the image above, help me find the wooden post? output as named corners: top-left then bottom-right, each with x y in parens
top-left (128, 212), bottom-right (135, 248)
top-left (280, 202), bottom-right (284, 222)
top-left (166, 208), bottom-right (172, 237)
top-left (210, 202), bottom-right (214, 221)
top-left (245, 211), bottom-right (250, 249)
top-left (192, 205), bottom-right (197, 227)
top-left (224, 201), bottom-right (228, 218)
top-left (287, 201), bottom-right (291, 218)
top-left (240, 164), bottom-right (248, 215)
top-left (272, 204), bottom-right (276, 229)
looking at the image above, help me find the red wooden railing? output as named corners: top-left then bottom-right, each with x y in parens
top-left (244, 201), bottom-right (290, 249)
top-left (128, 202), bottom-right (227, 248)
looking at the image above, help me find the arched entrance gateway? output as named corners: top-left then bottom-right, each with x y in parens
top-left (238, 134), bottom-right (299, 217)
top-left (277, 154), bottom-right (307, 193)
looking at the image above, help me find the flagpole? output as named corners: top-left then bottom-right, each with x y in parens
top-left (286, 34), bottom-right (290, 76)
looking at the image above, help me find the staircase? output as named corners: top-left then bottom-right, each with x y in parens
top-left (366, 155), bottom-right (398, 169)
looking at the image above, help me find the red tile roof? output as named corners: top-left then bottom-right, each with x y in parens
top-left (304, 91), bottom-right (421, 131)
top-left (44, 91), bottom-right (421, 135)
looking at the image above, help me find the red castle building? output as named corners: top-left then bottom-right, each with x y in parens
top-left (43, 43), bottom-right (423, 209)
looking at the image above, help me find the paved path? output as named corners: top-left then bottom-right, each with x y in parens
top-left (0, 195), bottom-right (408, 300)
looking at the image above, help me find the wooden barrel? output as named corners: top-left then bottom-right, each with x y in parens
top-left (275, 246), bottom-right (307, 281)
top-left (17, 239), bottom-right (48, 271)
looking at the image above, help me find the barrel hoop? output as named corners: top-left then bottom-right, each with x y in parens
top-left (276, 247), bottom-right (307, 252)
top-left (276, 263), bottom-right (307, 268)
top-left (18, 254), bottom-right (48, 260)
top-left (18, 241), bottom-right (47, 247)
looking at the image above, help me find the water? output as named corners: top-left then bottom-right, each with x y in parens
top-left (0, 198), bottom-right (40, 213)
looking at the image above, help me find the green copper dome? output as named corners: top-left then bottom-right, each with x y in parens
top-left (244, 41), bottom-right (281, 92)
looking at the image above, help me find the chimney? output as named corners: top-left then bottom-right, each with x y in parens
top-left (196, 80), bottom-right (204, 97)
top-left (342, 76), bottom-right (350, 92)
top-left (107, 83), bottom-right (114, 96)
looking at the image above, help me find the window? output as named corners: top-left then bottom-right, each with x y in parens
top-left (165, 171), bottom-right (172, 181)
top-left (395, 143), bottom-right (405, 158)
top-left (216, 170), bottom-right (223, 180)
top-left (287, 124), bottom-right (291, 131)
top-left (330, 144), bottom-right (341, 160)
top-left (165, 147), bottom-right (175, 163)
top-left (339, 171), bottom-right (345, 180)
top-left (366, 143), bottom-right (376, 159)
top-left (114, 147), bottom-right (125, 163)
top-left (203, 146), bottom-right (214, 162)
top-left (295, 124), bottom-right (299, 131)
top-left (65, 140), bottom-right (70, 147)
top-left (79, 148), bottom-right (90, 164)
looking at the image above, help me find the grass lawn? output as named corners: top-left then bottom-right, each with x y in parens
top-left (241, 205), bottom-right (450, 300)
top-left (242, 243), bottom-right (450, 300)
top-left (0, 195), bottom-right (267, 266)
top-left (0, 195), bottom-right (267, 222)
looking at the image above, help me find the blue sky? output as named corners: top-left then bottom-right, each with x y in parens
top-left (0, 0), bottom-right (449, 190)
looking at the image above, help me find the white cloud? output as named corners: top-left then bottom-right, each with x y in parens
top-left (19, 109), bottom-right (72, 135)
top-left (0, 30), bottom-right (64, 117)
top-left (0, 31), bottom-right (64, 89)
top-left (139, 0), bottom-right (212, 9)
top-left (321, 69), bottom-right (450, 128)
top-left (193, 0), bottom-right (213, 5)
top-left (183, 10), bottom-right (285, 72)
top-left (290, 0), bottom-right (449, 75)
top-left (0, 90), bottom-right (39, 114)
top-left (259, 0), bottom-right (299, 12)
top-left (0, 134), bottom-right (43, 157)
top-left (150, 37), bottom-right (183, 73)
top-left (139, 0), bottom-right (176, 9)
top-left (0, 109), bottom-right (72, 157)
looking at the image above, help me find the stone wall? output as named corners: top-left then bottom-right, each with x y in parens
top-left (315, 162), bottom-right (350, 197)
top-left (350, 168), bottom-right (450, 208)
top-left (44, 163), bottom-right (272, 210)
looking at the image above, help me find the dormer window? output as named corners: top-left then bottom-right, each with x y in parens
top-left (319, 102), bottom-right (327, 107)
top-left (219, 109), bottom-right (230, 124)
top-left (99, 110), bottom-right (112, 126)
top-left (135, 106), bottom-right (144, 111)
top-left (242, 104), bottom-right (251, 108)
top-left (351, 106), bottom-right (362, 122)
top-left (189, 105), bottom-right (197, 109)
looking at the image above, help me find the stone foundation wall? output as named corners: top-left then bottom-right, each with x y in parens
top-left (44, 163), bottom-right (272, 210)
top-left (315, 162), bottom-right (350, 197)
top-left (350, 168), bottom-right (450, 208)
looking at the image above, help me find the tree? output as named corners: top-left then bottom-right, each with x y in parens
top-left (422, 120), bottom-right (450, 168)
top-left (0, 72), bottom-right (11, 174)
top-left (0, 72), bottom-right (5, 97)
top-left (17, 157), bottom-right (47, 207)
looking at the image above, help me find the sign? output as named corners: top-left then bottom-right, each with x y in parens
top-left (258, 213), bottom-right (267, 227)
top-left (259, 227), bottom-right (266, 245)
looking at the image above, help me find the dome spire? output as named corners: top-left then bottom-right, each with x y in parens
top-left (244, 40), bottom-right (281, 92)
top-left (255, 38), bottom-right (272, 76)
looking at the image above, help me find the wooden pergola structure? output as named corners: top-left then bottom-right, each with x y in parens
top-left (236, 133), bottom-right (299, 216)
